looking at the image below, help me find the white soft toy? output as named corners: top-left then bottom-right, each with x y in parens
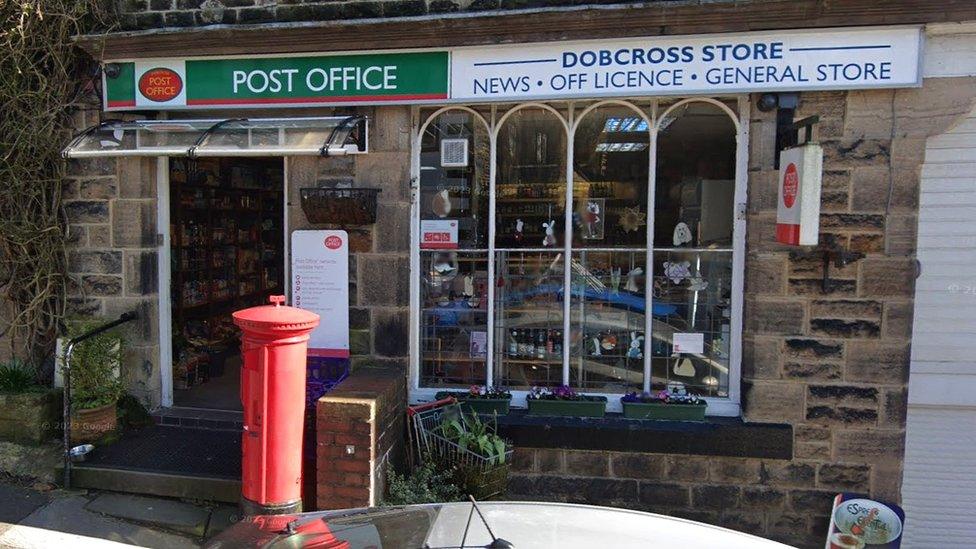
top-left (624, 267), bottom-right (643, 292)
top-left (627, 332), bottom-right (644, 359)
top-left (663, 261), bottom-right (691, 284)
top-left (542, 220), bottom-right (557, 247)
top-left (673, 222), bottom-right (693, 246)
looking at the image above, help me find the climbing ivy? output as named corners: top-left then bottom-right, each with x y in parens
top-left (0, 1), bottom-right (116, 369)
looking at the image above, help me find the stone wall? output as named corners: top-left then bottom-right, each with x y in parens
top-left (63, 104), bottom-right (162, 408)
top-left (506, 80), bottom-right (976, 548)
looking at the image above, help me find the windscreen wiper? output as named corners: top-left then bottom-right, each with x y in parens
top-left (425, 496), bottom-right (514, 549)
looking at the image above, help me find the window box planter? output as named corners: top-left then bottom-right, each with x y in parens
top-left (0, 388), bottom-right (62, 445)
top-left (527, 397), bottom-right (607, 418)
top-left (435, 391), bottom-right (511, 415)
top-left (622, 401), bottom-right (707, 421)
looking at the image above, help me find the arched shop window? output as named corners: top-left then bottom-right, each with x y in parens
top-left (413, 98), bottom-right (744, 413)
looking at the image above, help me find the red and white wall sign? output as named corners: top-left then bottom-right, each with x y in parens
top-left (420, 219), bottom-right (459, 249)
top-left (291, 230), bottom-right (350, 358)
top-left (776, 143), bottom-right (824, 246)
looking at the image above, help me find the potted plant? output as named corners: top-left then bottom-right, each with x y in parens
top-left (621, 389), bottom-right (707, 421)
top-left (436, 411), bottom-right (512, 499)
top-left (64, 323), bottom-right (125, 444)
top-left (0, 359), bottom-right (61, 445)
top-left (435, 385), bottom-right (512, 415)
top-left (526, 385), bottom-right (607, 418)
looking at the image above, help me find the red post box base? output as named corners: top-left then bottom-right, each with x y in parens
top-left (241, 496), bottom-right (302, 517)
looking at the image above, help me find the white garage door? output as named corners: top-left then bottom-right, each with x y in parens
top-left (902, 103), bottom-right (976, 547)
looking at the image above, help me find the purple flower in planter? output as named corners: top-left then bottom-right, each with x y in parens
top-left (553, 385), bottom-right (578, 400)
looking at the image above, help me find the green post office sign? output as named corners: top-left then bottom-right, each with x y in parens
top-left (105, 51), bottom-right (448, 110)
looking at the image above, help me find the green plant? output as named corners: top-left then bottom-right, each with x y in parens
top-left (440, 412), bottom-right (508, 465)
top-left (0, 359), bottom-right (39, 393)
top-left (382, 462), bottom-right (462, 506)
top-left (64, 322), bottom-right (124, 410)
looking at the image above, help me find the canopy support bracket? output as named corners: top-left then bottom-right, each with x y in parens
top-left (187, 118), bottom-right (248, 158)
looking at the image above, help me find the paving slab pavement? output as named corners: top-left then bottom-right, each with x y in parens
top-left (0, 484), bottom-right (50, 524)
top-left (19, 495), bottom-right (198, 548)
top-left (86, 493), bottom-right (211, 537)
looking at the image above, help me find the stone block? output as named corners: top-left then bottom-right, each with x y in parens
top-left (859, 258), bottom-right (915, 297)
top-left (77, 178), bottom-right (118, 200)
top-left (819, 212), bottom-right (885, 231)
top-left (709, 458), bottom-right (761, 484)
top-left (125, 250), bottom-right (158, 296)
top-left (564, 450), bottom-right (609, 477)
top-left (762, 461), bottom-right (815, 488)
top-left (117, 157), bottom-right (156, 199)
top-left (849, 233), bottom-right (885, 254)
top-left (844, 89), bottom-right (894, 139)
top-left (807, 385), bottom-right (878, 405)
top-left (372, 309), bottom-right (408, 357)
top-left (795, 442), bottom-right (831, 460)
top-left (742, 381), bottom-right (805, 423)
top-left (788, 249), bottom-right (857, 279)
top-left (834, 429), bottom-right (904, 462)
top-left (69, 250), bottom-right (123, 274)
top-left (89, 225), bottom-right (112, 247)
top-left (65, 200), bottom-right (109, 224)
top-left (783, 361), bottom-right (842, 381)
top-left (810, 299), bottom-right (882, 319)
top-left (349, 329), bottom-right (371, 356)
top-left (784, 338), bottom-right (844, 360)
top-left (795, 425), bottom-right (831, 442)
top-left (349, 307), bottom-right (371, 330)
top-left (822, 138), bottom-right (890, 169)
top-left (846, 341), bottom-right (909, 383)
top-left (745, 254), bottom-right (786, 295)
top-left (789, 277), bottom-right (857, 297)
top-left (0, 389), bottom-right (61, 444)
top-left (353, 152), bottom-right (411, 201)
top-left (741, 337), bottom-right (781, 380)
top-left (347, 229), bottom-right (374, 253)
top-left (66, 296), bottom-right (101, 317)
top-left (80, 275), bottom-right (123, 296)
top-left (374, 201), bottom-right (410, 253)
top-left (809, 318), bottom-right (880, 339)
top-left (818, 463), bottom-right (871, 491)
top-left (715, 510), bottom-right (765, 535)
top-left (359, 256), bottom-right (409, 306)
top-left (880, 388), bottom-right (907, 429)
top-left (510, 448), bottom-right (535, 473)
top-left (768, 512), bottom-right (809, 537)
top-left (112, 200), bottom-right (157, 248)
top-left (884, 213), bottom-right (917, 256)
top-left (742, 486), bottom-right (786, 510)
top-left (665, 455), bottom-right (709, 482)
top-left (746, 168), bottom-right (778, 212)
top-left (806, 405), bottom-right (877, 426)
top-left (882, 301), bottom-right (913, 340)
top-left (637, 481), bottom-right (690, 508)
top-left (536, 448), bottom-right (563, 473)
top-left (68, 158), bottom-right (115, 177)
top-left (789, 489), bottom-right (841, 515)
top-left (745, 299), bottom-right (806, 336)
top-left (692, 485), bottom-right (740, 510)
top-left (871, 463), bottom-right (903, 503)
top-left (610, 453), bottom-right (665, 479)
top-left (66, 225), bottom-right (86, 247)
top-left (893, 76), bottom-right (976, 137)
top-left (797, 91), bottom-right (847, 120)
top-left (370, 106), bottom-right (411, 152)
top-left (820, 188), bottom-right (849, 212)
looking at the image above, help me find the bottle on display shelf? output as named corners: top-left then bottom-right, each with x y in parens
top-left (536, 330), bottom-right (546, 359)
top-left (553, 330), bottom-right (563, 355)
top-left (546, 330), bottom-right (554, 355)
top-left (508, 329), bottom-right (519, 357)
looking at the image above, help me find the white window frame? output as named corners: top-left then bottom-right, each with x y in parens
top-left (409, 96), bottom-right (748, 417)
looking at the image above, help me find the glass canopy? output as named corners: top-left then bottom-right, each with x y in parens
top-left (62, 116), bottom-right (367, 158)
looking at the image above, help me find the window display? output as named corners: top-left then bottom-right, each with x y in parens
top-left (415, 99), bottom-right (741, 406)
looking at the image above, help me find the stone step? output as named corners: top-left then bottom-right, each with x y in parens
top-left (68, 465), bottom-right (240, 504)
top-left (84, 493), bottom-right (212, 537)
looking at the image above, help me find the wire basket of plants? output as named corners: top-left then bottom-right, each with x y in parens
top-left (621, 382), bottom-right (707, 421)
top-left (526, 385), bottom-right (608, 417)
top-left (434, 385), bottom-right (513, 415)
top-left (413, 402), bottom-right (513, 500)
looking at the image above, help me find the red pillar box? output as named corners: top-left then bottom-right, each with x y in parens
top-left (233, 295), bottom-right (320, 516)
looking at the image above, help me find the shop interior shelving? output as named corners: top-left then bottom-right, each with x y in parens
top-left (170, 157), bottom-right (284, 390)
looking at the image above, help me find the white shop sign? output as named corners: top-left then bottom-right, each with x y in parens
top-left (291, 230), bottom-right (349, 357)
top-left (451, 26), bottom-right (922, 101)
top-left (776, 143), bottom-right (824, 246)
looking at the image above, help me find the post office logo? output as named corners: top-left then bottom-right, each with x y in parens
top-left (782, 162), bottom-right (799, 208)
top-left (138, 68), bottom-right (183, 103)
top-left (324, 235), bottom-right (343, 250)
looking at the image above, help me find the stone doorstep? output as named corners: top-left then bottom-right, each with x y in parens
top-left (84, 492), bottom-right (213, 538)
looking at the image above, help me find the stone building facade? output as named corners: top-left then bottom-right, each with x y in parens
top-left (9, 1), bottom-right (976, 548)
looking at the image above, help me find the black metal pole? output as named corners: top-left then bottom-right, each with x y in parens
top-left (62, 311), bottom-right (139, 489)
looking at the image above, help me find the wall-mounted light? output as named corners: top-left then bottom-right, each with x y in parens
top-left (103, 63), bottom-right (122, 79)
top-left (757, 93), bottom-right (778, 112)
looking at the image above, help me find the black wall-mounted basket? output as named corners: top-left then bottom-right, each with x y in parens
top-left (300, 187), bottom-right (381, 225)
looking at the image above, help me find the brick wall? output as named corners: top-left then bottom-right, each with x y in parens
top-left (316, 367), bottom-right (406, 510)
top-left (507, 80), bottom-right (976, 549)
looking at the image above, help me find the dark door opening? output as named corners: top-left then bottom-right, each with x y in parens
top-left (170, 157), bottom-right (285, 410)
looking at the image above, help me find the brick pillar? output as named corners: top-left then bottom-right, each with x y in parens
top-left (316, 368), bottom-right (406, 510)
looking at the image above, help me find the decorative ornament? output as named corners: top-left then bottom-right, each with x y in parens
top-left (582, 200), bottom-right (604, 239)
top-left (673, 222), bottom-right (693, 246)
top-left (627, 332), bottom-right (644, 359)
top-left (663, 261), bottom-right (692, 284)
top-left (619, 207), bottom-right (646, 233)
top-left (610, 267), bottom-right (622, 295)
top-left (601, 333), bottom-right (617, 351)
top-left (625, 267), bottom-right (644, 293)
top-left (542, 220), bottom-right (557, 247)
top-left (514, 218), bottom-right (524, 243)
top-left (689, 276), bottom-right (709, 291)
top-left (673, 358), bottom-right (696, 377)
top-left (432, 189), bottom-right (452, 218)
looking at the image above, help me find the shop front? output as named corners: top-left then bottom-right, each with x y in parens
top-left (56, 10), bottom-right (976, 546)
